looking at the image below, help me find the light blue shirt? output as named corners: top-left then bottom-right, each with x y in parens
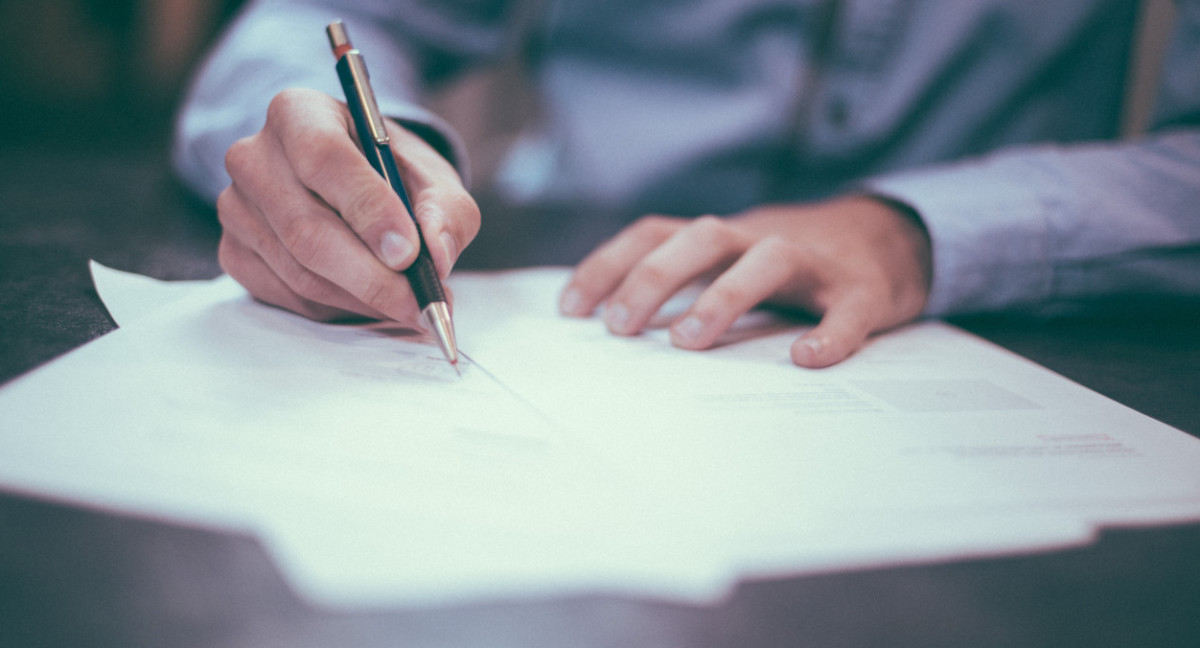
top-left (174, 0), bottom-right (1200, 317)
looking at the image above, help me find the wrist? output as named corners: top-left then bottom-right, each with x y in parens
top-left (853, 193), bottom-right (933, 296)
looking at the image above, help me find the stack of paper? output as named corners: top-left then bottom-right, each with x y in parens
top-left (0, 264), bottom-right (1197, 608)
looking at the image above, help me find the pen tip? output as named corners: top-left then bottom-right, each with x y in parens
top-left (422, 301), bottom-right (459, 371)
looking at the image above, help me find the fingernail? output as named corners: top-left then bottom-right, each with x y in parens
top-left (439, 231), bottom-right (459, 272)
top-left (605, 303), bottom-right (630, 333)
top-left (380, 231), bottom-right (414, 269)
top-left (799, 336), bottom-right (825, 360)
top-left (671, 315), bottom-right (705, 346)
top-left (560, 287), bottom-right (584, 316)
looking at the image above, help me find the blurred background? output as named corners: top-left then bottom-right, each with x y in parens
top-left (0, 0), bottom-right (247, 151)
top-left (0, 0), bottom-right (1175, 186)
top-left (0, 0), bottom-right (247, 382)
top-left (0, 0), bottom-right (532, 191)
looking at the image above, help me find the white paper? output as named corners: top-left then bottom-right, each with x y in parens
top-left (0, 263), bottom-right (1197, 609)
top-left (89, 263), bottom-right (213, 327)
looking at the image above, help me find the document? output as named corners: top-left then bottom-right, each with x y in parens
top-left (0, 263), bottom-right (1197, 608)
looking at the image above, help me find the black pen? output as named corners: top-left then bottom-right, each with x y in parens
top-left (326, 20), bottom-right (458, 368)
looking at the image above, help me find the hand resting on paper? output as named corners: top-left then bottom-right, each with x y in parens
top-left (559, 196), bottom-right (932, 368)
top-left (217, 87), bottom-right (480, 325)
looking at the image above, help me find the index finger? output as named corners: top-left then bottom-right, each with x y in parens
top-left (271, 89), bottom-right (422, 272)
top-left (560, 215), bottom-right (685, 317)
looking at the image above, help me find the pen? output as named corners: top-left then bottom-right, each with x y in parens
top-left (326, 20), bottom-right (459, 368)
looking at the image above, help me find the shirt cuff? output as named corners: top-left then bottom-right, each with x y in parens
top-left (376, 100), bottom-right (471, 187)
top-left (862, 157), bottom-right (1056, 317)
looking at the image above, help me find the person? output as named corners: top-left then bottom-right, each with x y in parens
top-left (173, 0), bottom-right (1200, 368)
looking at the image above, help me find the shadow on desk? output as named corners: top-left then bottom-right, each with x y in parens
top-left (2, 489), bottom-right (1200, 648)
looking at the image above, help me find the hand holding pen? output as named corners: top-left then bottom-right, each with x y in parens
top-left (214, 29), bottom-right (479, 360)
top-left (327, 20), bottom-right (458, 365)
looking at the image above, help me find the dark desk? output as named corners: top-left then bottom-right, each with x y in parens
top-left (2, 148), bottom-right (1199, 648)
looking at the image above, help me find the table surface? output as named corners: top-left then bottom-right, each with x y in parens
top-left (2, 147), bottom-right (1199, 648)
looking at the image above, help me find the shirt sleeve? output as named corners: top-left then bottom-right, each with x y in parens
top-left (864, 1), bottom-right (1200, 318)
top-left (171, 0), bottom-right (512, 202)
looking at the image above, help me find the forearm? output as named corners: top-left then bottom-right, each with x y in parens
top-left (171, 0), bottom-right (471, 202)
top-left (864, 129), bottom-right (1200, 317)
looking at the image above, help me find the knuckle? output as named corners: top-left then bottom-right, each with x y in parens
top-left (214, 188), bottom-right (238, 227)
top-left (266, 88), bottom-right (313, 124)
top-left (444, 190), bottom-right (481, 238)
top-left (581, 237), bottom-right (631, 272)
top-left (223, 136), bottom-right (256, 179)
top-left (214, 188), bottom-right (257, 240)
top-left (754, 235), bottom-right (799, 265)
top-left (415, 185), bottom-right (475, 222)
top-left (357, 278), bottom-right (389, 310)
top-left (627, 258), bottom-right (675, 292)
top-left (685, 215), bottom-right (732, 248)
top-left (755, 234), bottom-right (791, 254)
top-left (691, 214), bottom-right (725, 230)
top-left (628, 214), bottom-right (682, 240)
top-left (572, 255), bottom-right (621, 292)
top-left (286, 266), bottom-right (332, 304)
top-left (278, 216), bottom-right (331, 268)
top-left (342, 183), bottom-right (398, 229)
top-left (702, 281), bottom-right (744, 311)
top-left (289, 130), bottom-right (346, 190)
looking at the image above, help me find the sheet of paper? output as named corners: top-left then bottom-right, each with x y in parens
top-left (1, 264), bottom-right (1198, 609)
top-left (89, 262), bottom-right (213, 327)
top-left (451, 270), bottom-right (1200, 577)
